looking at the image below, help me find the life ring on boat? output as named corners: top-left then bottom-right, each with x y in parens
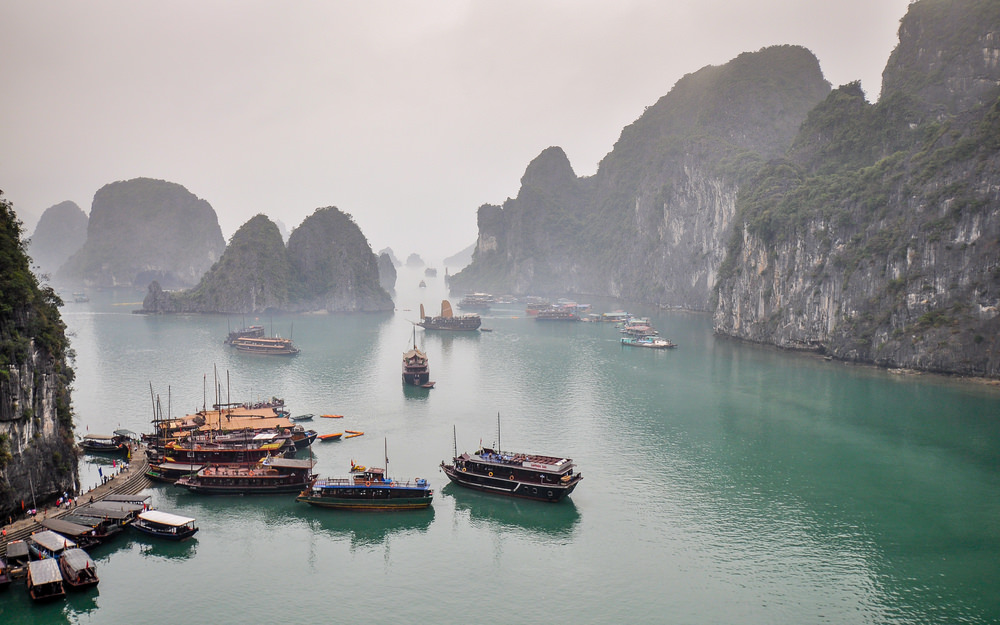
top-left (414, 477), bottom-right (419, 483)
top-left (365, 481), bottom-right (371, 486)
top-left (462, 468), bottom-right (466, 472)
top-left (488, 472), bottom-right (493, 477)
top-left (509, 475), bottom-right (514, 480)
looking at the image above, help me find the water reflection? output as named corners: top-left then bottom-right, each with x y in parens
top-left (299, 506), bottom-right (434, 549)
top-left (133, 534), bottom-right (199, 562)
top-left (443, 484), bottom-right (581, 540)
top-left (402, 383), bottom-right (432, 400)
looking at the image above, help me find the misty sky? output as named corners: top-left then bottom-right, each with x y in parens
top-left (1, 0), bottom-right (912, 264)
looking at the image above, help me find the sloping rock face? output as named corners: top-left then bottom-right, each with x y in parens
top-left (713, 0), bottom-right (1000, 376)
top-left (378, 252), bottom-right (397, 293)
top-left (0, 193), bottom-right (78, 520)
top-left (287, 207), bottom-right (394, 312)
top-left (28, 201), bottom-right (88, 279)
top-left (451, 45), bottom-right (830, 307)
top-left (143, 215), bottom-right (293, 313)
top-left (58, 178), bottom-right (226, 288)
top-left (142, 208), bottom-right (393, 313)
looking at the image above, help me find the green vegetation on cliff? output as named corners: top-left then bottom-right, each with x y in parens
top-left (0, 190), bottom-right (78, 518)
top-left (59, 177), bottom-right (226, 288)
top-left (144, 207), bottom-right (393, 314)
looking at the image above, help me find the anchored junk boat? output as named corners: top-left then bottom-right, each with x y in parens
top-left (417, 300), bottom-right (481, 331)
top-left (403, 328), bottom-right (434, 388)
top-left (440, 420), bottom-right (582, 502)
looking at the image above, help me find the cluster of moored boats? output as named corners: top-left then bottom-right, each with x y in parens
top-left (0, 493), bottom-right (182, 602)
top-left (617, 315), bottom-right (677, 349)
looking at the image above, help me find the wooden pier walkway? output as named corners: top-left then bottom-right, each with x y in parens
top-left (1, 445), bottom-right (151, 556)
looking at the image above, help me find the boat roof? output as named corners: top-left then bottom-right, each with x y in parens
top-left (105, 493), bottom-right (151, 504)
top-left (40, 518), bottom-right (94, 537)
top-left (138, 510), bottom-right (196, 526)
top-left (30, 530), bottom-right (76, 552)
top-left (263, 458), bottom-right (314, 469)
top-left (87, 501), bottom-right (144, 512)
top-left (6, 540), bottom-right (29, 558)
top-left (157, 461), bottom-right (204, 471)
top-left (28, 558), bottom-right (63, 584)
top-left (473, 447), bottom-right (574, 472)
top-left (72, 506), bottom-right (134, 520)
top-left (61, 548), bottom-right (95, 572)
top-left (113, 428), bottom-right (138, 438)
top-left (82, 434), bottom-right (116, 441)
top-left (59, 514), bottom-right (104, 529)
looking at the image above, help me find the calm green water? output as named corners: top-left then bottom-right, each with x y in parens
top-left (3, 268), bottom-right (999, 624)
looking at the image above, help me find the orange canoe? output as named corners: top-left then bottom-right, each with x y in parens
top-left (321, 414), bottom-right (344, 419)
top-left (319, 433), bottom-right (343, 441)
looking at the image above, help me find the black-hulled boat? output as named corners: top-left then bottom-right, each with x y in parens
top-left (417, 300), bottom-right (481, 331)
top-left (224, 324), bottom-right (265, 345)
top-left (78, 433), bottom-right (130, 456)
top-left (296, 441), bottom-right (433, 510)
top-left (132, 510), bottom-right (199, 540)
top-left (440, 422), bottom-right (582, 502)
top-left (297, 464), bottom-right (433, 511)
top-left (0, 555), bottom-right (11, 591)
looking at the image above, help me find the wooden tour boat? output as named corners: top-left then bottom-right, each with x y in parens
top-left (296, 441), bottom-right (433, 511)
top-left (59, 548), bottom-right (99, 591)
top-left (27, 559), bottom-right (65, 602)
top-left (78, 432), bottom-right (131, 456)
top-left (620, 336), bottom-right (677, 349)
top-left (229, 335), bottom-right (300, 355)
top-left (174, 457), bottom-right (316, 495)
top-left (417, 300), bottom-right (481, 331)
top-left (132, 510), bottom-right (199, 541)
top-left (224, 324), bottom-right (265, 345)
top-left (403, 328), bottom-right (434, 388)
top-left (440, 419), bottom-right (583, 502)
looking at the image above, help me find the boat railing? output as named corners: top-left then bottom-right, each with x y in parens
top-left (316, 476), bottom-right (427, 488)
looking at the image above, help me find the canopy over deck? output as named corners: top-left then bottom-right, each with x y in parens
top-left (138, 510), bottom-right (196, 527)
top-left (28, 559), bottom-right (63, 584)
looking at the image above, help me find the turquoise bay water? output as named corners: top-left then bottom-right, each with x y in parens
top-left (3, 269), bottom-right (999, 624)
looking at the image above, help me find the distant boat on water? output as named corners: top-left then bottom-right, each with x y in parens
top-left (403, 328), bottom-right (434, 388)
top-left (417, 300), bottom-right (481, 331)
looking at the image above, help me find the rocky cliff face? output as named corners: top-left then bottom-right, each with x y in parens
top-left (58, 178), bottom-right (226, 289)
top-left (28, 200), bottom-right (88, 279)
top-left (143, 207), bottom-right (393, 313)
top-left (451, 45), bottom-right (831, 307)
top-left (378, 252), bottom-right (397, 293)
top-left (143, 214), bottom-right (292, 313)
top-left (288, 207), bottom-right (394, 312)
top-left (0, 193), bottom-right (78, 520)
top-left (713, 0), bottom-right (1000, 377)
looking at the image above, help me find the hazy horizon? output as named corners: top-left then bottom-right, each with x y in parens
top-left (2, 0), bottom-right (912, 264)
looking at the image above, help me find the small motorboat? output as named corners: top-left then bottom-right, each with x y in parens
top-left (290, 414), bottom-right (314, 421)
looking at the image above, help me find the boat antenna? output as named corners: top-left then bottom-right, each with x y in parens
top-left (496, 411), bottom-right (501, 451)
top-left (203, 373), bottom-right (207, 413)
top-left (385, 438), bottom-right (389, 474)
top-left (452, 425), bottom-right (457, 460)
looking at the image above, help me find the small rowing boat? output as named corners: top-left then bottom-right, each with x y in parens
top-left (319, 433), bottom-right (343, 441)
top-left (344, 431), bottom-right (364, 439)
top-left (321, 414), bottom-right (344, 419)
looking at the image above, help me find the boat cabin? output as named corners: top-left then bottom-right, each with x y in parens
top-left (59, 548), bottom-right (99, 590)
top-left (27, 559), bottom-right (65, 602)
top-left (27, 529), bottom-right (77, 559)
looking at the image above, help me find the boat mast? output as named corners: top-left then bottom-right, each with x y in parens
top-left (452, 425), bottom-right (457, 460)
top-left (497, 412), bottom-right (501, 451)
